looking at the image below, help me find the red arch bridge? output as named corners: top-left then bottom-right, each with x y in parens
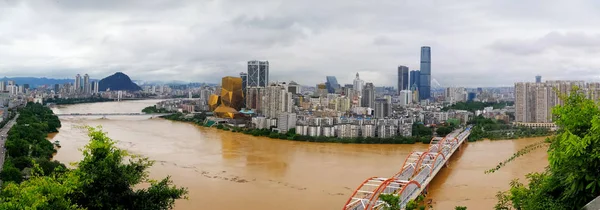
top-left (343, 126), bottom-right (472, 210)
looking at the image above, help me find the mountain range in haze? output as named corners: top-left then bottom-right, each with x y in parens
top-left (0, 76), bottom-right (217, 88)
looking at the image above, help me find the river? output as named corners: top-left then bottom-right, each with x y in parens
top-left (50, 100), bottom-right (548, 210)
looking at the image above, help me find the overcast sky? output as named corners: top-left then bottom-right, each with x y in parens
top-left (2, 0), bottom-right (600, 87)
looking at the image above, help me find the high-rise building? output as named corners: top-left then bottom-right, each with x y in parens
top-left (400, 90), bottom-right (412, 106)
top-left (240, 72), bottom-right (248, 107)
top-left (247, 60), bottom-right (269, 87)
top-left (262, 84), bottom-right (292, 118)
top-left (535, 75), bottom-right (542, 83)
top-left (246, 87), bottom-right (264, 112)
top-left (288, 81), bottom-right (300, 94)
top-left (410, 84), bottom-right (419, 103)
top-left (419, 46), bottom-right (431, 100)
top-left (374, 99), bottom-right (391, 119)
top-left (410, 70), bottom-right (420, 90)
top-left (397, 66), bottom-right (409, 93)
top-left (467, 92), bottom-right (477, 102)
top-left (515, 80), bottom-right (586, 123)
top-left (0, 81), bottom-right (5, 92)
top-left (277, 113), bottom-right (297, 133)
top-left (240, 72), bottom-right (248, 95)
top-left (83, 74), bottom-right (90, 94)
top-left (353, 73), bottom-right (364, 97)
top-left (75, 74), bottom-right (81, 93)
top-left (445, 87), bottom-right (466, 104)
top-left (361, 82), bottom-right (375, 108)
top-left (93, 81), bottom-right (99, 93)
top-left (325, 76), bottom-right (340, 94)
top-left (54, 84), bottom-right (60, 93)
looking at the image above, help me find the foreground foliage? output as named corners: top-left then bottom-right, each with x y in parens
top-left (493, 88), bottom-right (600, 209)
top-left (1, 103), bottom-right (64, 183)
top-left (1, 126), bottom-right (188, 209)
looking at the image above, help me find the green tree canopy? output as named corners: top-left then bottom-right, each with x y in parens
top-left (1, 127), bottom-right (188, 210)
top-left (494, 87), bottom-right (600, 209)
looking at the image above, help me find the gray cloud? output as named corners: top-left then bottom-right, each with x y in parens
top-left (1, 0), bottom-right (600, 87)
top-left (490, 32), bottom-right (600, 55)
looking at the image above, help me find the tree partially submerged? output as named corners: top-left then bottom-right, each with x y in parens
top-left (0, 126), bottom-right (188, 209)
top-left (492, 87), bottom-right (600, 209)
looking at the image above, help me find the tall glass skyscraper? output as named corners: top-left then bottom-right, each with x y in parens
top-left (325, 76), bottom-right (340, 93)
top-left (397, 66), bottom-right (409, 93)
top-left (419, 46), bottom-right (431, 100)
top-left (247, 60), bottom-right (269, 87)
top-left (410, 70), bottom-right (420, 89)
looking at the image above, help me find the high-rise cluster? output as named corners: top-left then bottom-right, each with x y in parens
top-left (74, 74), bottom-right (98, 94)
top-left (243, 60), bottom-right (270, 114)
top-left (515, 80), bottom-right (600, 123)
top-left (397, 46), bottom-right (432, 102)
top-left (419, 46), bottom-right (431, 100)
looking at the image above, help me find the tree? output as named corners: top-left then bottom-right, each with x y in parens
top-left (0, 165), bottom-right (23, 183)
top-left (436, 126), bottom-right (453, 136)
top-left (492, 87), bottom-right (600, 209)
top-left (379, 194), bottom-right (401, 210)
top-left (69, 126), bottom-right (188, 210)
top-left (0, 165), bottom-right (82, 210)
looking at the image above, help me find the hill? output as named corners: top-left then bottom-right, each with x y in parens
top-left (98, 72), bottom-right (142, 92)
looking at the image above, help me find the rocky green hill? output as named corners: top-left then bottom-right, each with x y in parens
top-left (98, 72), bottom-right (142, 92)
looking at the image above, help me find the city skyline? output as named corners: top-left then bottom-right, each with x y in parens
top-left (2, 1), bottom-right (600, 87)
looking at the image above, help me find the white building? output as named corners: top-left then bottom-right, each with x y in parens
top-left (433, 112), bottom-right (449, 123)
top-left (378, 125), bottom-right (397, 138)
top-left (362, 124), bottom-right (376, 137)
top-left (252, 117), bottom-right (268, 129)
top-left (322, 126), bottom-right (335, 137)
top-left (295, 125), bottom-right (308, 135)
top-left (374, 99), bottom-right (391, 119)
top-left (445, 87), bottom-right (466, 104)
top-left (337, 124), bottom-right (360, 138)
top-left (262, 84), bottom-right (293, 118)
top-left (399, 90), bottom-right (412, 106)
top-left (277, 113), bottom-right (297, 134)
top-left (353, 73), bottom-right (364, 97)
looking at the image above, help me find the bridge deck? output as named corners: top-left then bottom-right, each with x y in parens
top-left (343, 126), bottom-right (472, 210)
top-left (402, 127), bottom-right (471, 207)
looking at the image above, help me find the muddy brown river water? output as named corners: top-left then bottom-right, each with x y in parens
top-left (50, 100), bottom-right (548, 209)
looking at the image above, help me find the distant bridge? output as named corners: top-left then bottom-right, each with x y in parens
top-left (55, 113), bottom-right (172, 117)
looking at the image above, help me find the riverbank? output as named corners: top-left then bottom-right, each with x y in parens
top-left (159, 113), bottom-right (434, 144)
top-left (467, 116), bottom-right (553, 142)
top-left (0, 103), bottom-right (65, 183)
top-left (44, 97), bottom-right (114, 105)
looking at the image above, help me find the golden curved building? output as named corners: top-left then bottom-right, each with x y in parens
top-left (214, 76), bottom-right (244, 118)
top-left (208, 94), bottom-right (221, 111)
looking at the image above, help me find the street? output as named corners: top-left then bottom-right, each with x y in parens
top-left (0, 113), bottom-right (19, 173)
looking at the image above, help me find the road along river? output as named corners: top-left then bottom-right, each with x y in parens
top-left (50, 100), bottom-right (548, 209)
